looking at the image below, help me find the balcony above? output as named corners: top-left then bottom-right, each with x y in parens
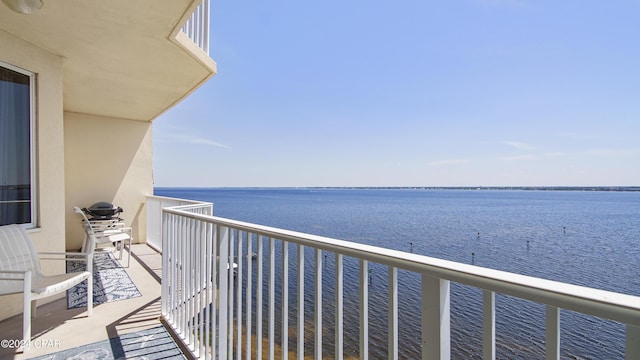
top-left (0, 0), bottom-right (216, 121)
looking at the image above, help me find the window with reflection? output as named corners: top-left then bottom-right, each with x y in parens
top-left (0, 63), bottom-right (34, 226)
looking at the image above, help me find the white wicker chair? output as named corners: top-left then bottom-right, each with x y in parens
top-left (0, 224), bottom-right (93, 352)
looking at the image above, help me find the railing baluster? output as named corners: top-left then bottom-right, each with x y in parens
top-left (211, 224), bottom-right (218, 359)
top-left (421, 275), bottom-right (451, 360)
top-left (161, 211), bottom-right (168, 317)
top-left (546, 306), bottom-right (560, 360)
top-left (197, 220), bottom-right (204, 357)
top-left (335, 254), bottom-right (344, 360)
top-left (388, 266), bottom-right (398, 360)
top-left (359, 259), bottom-right (369, 360)
top-left (627, 325), bottom-right (640, 360)
top-left (315, 248), bottom-right (323, 359)
top-left (268, 237), bottom-right (275, 360)
top-left (282, 241), bottom-right (289, 360)
top-left (180, 216), bottom-right (186, 338)
top-left (297, 244), bottom-right (305, 360)
top-left (169, 214), bottom-right (176, 326)
top-left (218, 226), bottom-right (229, 359)
top-left (188, 218), bottom-right (194, 346)
top-left (228, 229), bottom-right (235, 360)
top-left (202, 0), bottom-right (210, 53)
top-left (483, 290), bottom-right (496, 360)
top-left (180, 0), bottom-right (210, 54)
top-left (236, 231), bottom-right (243, 360)
top-left (205, 222), bottom-right (213, 360)
top-left (245, 233), bottom-right (253, 360)
top-left (256, 236), bottom-right (264, 360)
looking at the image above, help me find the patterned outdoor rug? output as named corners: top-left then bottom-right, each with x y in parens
top-left (67, 252), bottom-right (141, 309)
top-left (28, 325), bottom-right (186, 359)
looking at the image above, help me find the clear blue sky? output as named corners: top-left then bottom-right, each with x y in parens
top-left (153, 0), bottom-right (639, 187)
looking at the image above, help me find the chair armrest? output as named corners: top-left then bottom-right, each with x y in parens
top-left (38, 252), bottom-right (91, 262)
top-left (0, 269), bottom-right (28, 281)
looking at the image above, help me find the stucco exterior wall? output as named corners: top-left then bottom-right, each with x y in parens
top-left (0, 29), bottom-right (66, 320)
top-left (1, 29), bottom-right (154, 322)
top-left (64, 113), bottom-right (153, 251)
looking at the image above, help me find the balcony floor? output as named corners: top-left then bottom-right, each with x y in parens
top-left (0, 244), bottom-right (180, 359)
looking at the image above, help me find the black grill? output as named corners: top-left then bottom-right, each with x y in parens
top-left (82, 201), bottom-right (123, 220)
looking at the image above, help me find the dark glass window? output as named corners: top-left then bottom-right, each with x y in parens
top-left (0, 64), bottom-right (33, 226)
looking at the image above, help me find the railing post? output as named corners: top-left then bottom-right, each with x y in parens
top-left (483, 290), bottom-right (496, 360)
top-left (421, 275), bottom-right (451, 360)
top-left (626, 325), bottom-right (640, 360)
top-left (546, 306), bottom-right (560, 360)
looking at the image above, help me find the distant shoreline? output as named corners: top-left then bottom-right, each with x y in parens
top-left (310, 186), bottom-right (640, 192)
top-left (154, 186), bottom-right (640, 192)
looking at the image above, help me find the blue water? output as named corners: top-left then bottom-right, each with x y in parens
top-left (155, 188), bottom-right (640, 359)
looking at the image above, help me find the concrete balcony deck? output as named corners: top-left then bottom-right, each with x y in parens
top-left (0, 244), bottom-right (173, 359)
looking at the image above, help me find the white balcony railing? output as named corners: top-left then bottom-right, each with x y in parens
top-left (181, 0), bottom-right (210, 54)
top-left (146, 195), bottom-right (212, 252)
top-left (155, 197), bottom-right (640, 360)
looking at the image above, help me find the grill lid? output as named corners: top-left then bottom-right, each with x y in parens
top-left (82, 201), bottom-right (123, 219)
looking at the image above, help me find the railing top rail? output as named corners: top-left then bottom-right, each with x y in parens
top-left (162, 207), bottom-right (640, 327)
top-left (169, 203), bottom-right (212, 211)
top-left (147, 194), bottom-right (211, 206)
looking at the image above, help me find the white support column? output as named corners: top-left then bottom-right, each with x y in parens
top-left (483, 290), bottom-right (496, 360)
top-left (315, 248), bottom-right (323, 360)
top-left (335, 254), bottom-right (344, 360)
top-left (421, 275), bottom-right (451, 360)
top-left (545, 305), bottom-right (560, 360)
top-left (359, 260), bottom-right (369, 360)
top-left (388, 267), bottom-right (398, 360)
top-left (297, 245), bottom-right (305, 360)
top-left (627, 325), bottom-right (640, 360)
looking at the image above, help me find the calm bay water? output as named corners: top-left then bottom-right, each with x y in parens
top-left (155, 188), bottom-right (640, 359)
